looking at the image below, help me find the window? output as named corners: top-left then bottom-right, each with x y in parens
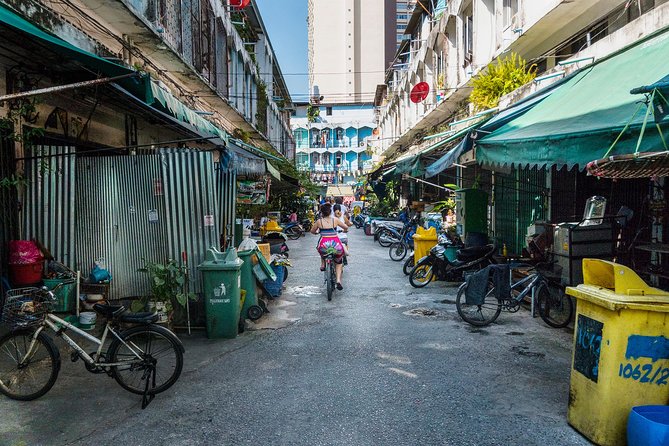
top-left (503, 0), bottom-right (518, 29)
top-left (397, 24), bottom-right (407, 31)
top-left (397, 14), bottom-right (408, 20)
top-left (335, 153), bottom-right (343, 165)
top-left (463, 14), bottom-right (473, 66)
top-left (627, 0), bottom-right (654, 22)
top-left (326, 107), bottom-right (332, 116)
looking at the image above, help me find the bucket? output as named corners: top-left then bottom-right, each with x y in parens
top-left (8, 262), bottom-right (43, 286)
top-left (79, 312), bottom-right (97, 330)
top-left (628, 406), bottom-right (669, 446)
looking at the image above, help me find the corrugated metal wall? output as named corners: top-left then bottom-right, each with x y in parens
top-left (23, 144), bottom-right (76, 268)
top-left (0, 134), bottom-right (18, 281)
top-left (215, 161), bottom-right (237, 247)
top-left (75, 155), bottom-right (169, 299)
top-left (160, 150), bottom-right (219, 292)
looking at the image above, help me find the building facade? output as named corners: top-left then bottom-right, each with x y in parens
top-left (292, 104), bottom-right (375, 186)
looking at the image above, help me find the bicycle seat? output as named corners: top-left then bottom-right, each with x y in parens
top-left (93, 304), bottom-right (160, 324)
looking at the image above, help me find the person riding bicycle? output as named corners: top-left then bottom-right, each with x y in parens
top-left (334, 203), bottom-right (352, 257)
top-left (311, 203), bottom-right (348, 290)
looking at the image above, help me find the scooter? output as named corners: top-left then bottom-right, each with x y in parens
top-left (282, 221), bottom-right (304, 240)
top-left (409, 235), bottom-right (496, 288)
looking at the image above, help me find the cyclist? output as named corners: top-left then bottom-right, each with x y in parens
top-left (311, 203), bottom-right (348, 289)
top-left (333, 203), bottom-right (352, 258)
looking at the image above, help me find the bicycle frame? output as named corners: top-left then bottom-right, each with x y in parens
top-left (22, 313), bottom-right (145, 368)
top-left (508, 271), bottom-right (543, 316)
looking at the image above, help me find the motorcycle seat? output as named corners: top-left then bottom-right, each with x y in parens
top-left (457, 245), bottom-right (494, 261)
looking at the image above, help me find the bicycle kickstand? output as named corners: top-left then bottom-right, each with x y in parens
top-left (141, 365), bottom-right (157, 410)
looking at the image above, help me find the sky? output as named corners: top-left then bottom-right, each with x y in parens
top-left (255, 0), bottom-right (308, 102)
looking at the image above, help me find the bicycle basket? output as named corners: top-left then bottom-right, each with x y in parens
top-left (1, 288), bottom-right (51, 331)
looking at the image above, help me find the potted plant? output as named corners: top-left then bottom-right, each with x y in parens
top-left (136, 259), bottom-right (196, 326)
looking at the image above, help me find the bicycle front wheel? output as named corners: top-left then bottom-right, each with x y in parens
top-left (537, 283), bottom-right (573, 328)
top-left (389, 242), bottom-right (407, 261)
top-left (108, 325), bottom-right (183, 395)
top-left (0, 330), bottom-right (60, 401)
top-left (456, 281), bottom-right (502, 327)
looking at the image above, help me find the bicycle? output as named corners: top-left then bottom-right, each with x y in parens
top-left (455, 263), bottom-right (573, 328)
top-left (0, 282), bottom-right (184, 409)
top-left (323, 254), bottom-right (337, 301)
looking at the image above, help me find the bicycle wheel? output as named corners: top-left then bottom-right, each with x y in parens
top-left (537, 283), bottom-right (573, 328)
top-left (325, 262), bottom-right (334, 301)
top-left (409, 263), bottom-right (434, 288)
top-left (456, 281), bottom-right (502, 327)
top-left (108, 325), bottom-right (183, 395)
top-left (389, 242), bottom-right (407, 261)
top-left (403, 256), bottom-right (415, 276)
top-left (0, 330), bottom-right (60, 401)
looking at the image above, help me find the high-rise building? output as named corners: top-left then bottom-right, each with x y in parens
top-left (396, 0), bottom-right (410, 47)
top-left (308, 0), bottom-right (396, 104)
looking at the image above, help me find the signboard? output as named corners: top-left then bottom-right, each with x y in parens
top-left (574, 314), bottom-right (603, 382)
top-left (237, 180), bottom-right (267, 204)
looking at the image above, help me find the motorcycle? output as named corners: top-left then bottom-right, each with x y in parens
top-left (409, 236), bottom-right (496, 288)
top-left (301, 218), bottom-right (313, 232)
top-left (282, 221), bottom-right (304, 240)
top-left (262, 232), bottom-right (290, 257)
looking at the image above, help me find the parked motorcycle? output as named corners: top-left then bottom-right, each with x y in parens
top-left (402, 253), bottom-right (415, 276)
top-left (409, 236), bottom-right (496, 288)
top-left (282, 221), bottom-right (304, 240)
top-left (301, 218), bottom-right (312, 232)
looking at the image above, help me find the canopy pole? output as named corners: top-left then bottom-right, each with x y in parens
top-left (634, 90), bottom-right (656, 156)
top-left (402, 174), bottom-right (454, 191)
top-left (602, 102), bottom-right (644, 158)
top-left (0, 73), bottom-right (139, 102)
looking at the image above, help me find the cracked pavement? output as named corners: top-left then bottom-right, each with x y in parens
top-left (0, 228), bottom-right (590, 446)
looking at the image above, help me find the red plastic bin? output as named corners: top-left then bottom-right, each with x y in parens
top-left (9, 263), bottom-right (44, 286)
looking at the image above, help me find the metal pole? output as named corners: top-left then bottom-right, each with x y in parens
top-left (0, 73), bottom-right (140, 102)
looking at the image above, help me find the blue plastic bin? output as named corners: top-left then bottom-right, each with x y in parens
top-left (263, 264), bottom-right (285, 298)
top-left (628, 406), bottom-right (669, 446)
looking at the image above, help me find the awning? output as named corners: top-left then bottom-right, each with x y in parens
top-left (477, 31), bottom-right (669, 169)
top-left (326, 184), bottom-right (355, 197)
top-left (266, 160), bottom-right (282, 180)
top-left (0, 4), bottom-right (150, 100)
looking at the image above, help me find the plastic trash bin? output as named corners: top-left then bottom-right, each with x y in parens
top-left (198, 247), bottom-right (243, 339)
top-left (43, 278), bottom-right (76, 313)
top-left (565, 259), bottom-right (669, 446)
top-left (413, 226), bottom-right (438, 264)
top-left (628, 406), bottom-right (669, 446)
top-left (238, 249), bottom-right (267, 321)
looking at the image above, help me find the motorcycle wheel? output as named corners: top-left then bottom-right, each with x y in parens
top-left (377, 229), bottom-right (396, 248)
top-left (403, 256), bottom-right (415, 276)
top-left (389, 242), bottom-right (407, 261)
top-left (286, 229), bottom-right (301, 240)
top-left (410, 263), bottom-right (434, 288)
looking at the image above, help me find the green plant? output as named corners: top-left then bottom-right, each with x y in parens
top-left (432, 198), bottom-right (455, 213)
top-left (307, 104), bottom-right (320, 123)
top-left (136, 259), bottom-right (196, 315)
top-left (469, 53), bottom-right (537, 111)
top-left (233, 128), bottom-right (251, 143)
top-left (255, 79), bottom-right (268, 134)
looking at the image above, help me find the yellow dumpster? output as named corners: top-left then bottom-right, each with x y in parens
top-left (413, 226), bottom-right (438, 264)
top-left (566, 259), bottom-right (669, 446)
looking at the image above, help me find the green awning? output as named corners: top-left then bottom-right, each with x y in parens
top-left (150, 82), bottom-right (226, 139)
top-left (477, 31), bottom-right (669, 169)
top-left (266, 160), bottom-right (281, 180)
top-left (0, 4), bottom-right (151, 101)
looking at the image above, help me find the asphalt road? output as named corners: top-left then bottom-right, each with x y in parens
top-left (0, 228), bottom-right (590, 446)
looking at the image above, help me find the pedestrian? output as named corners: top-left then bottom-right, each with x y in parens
top-left (334, 197), bottom-right (348, 217)
top-left (334, 204), bottom-right (352, 258)
top-left (289, 209), bottom-right (298, 223)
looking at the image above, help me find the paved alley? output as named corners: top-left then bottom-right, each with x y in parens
top-left (1, 228), bottom-right (589, 446)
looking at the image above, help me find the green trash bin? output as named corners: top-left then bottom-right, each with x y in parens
top-left (198, 247), bottom-right (243, 339)
top-left (234, 219), bottom-right (244, 248)
top-left (238, 249), bottom-right (264, 321)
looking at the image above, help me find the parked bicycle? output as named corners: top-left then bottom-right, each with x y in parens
top-left (455, 263), bottom-right (573, 328)
top-left (0, 282), bottom-right (184, 409)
